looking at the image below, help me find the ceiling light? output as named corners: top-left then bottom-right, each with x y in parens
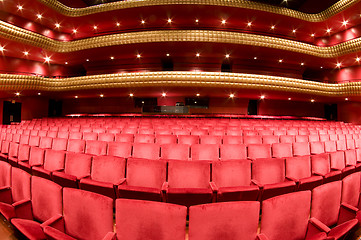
top-left (141, 20), bottom-right (145, 24)
top-left (23, 51), bottom-right (29, 56)
top-left (311, 99), bottom-right (315, 102)
top-left (38, 93), bottom-right (41, 95)
top-left (36, 14), bottom-right (42, 19)
top-left (44, 56), bottom-right (51, 62)
top-left (100, 94), bottom-right (104, 98)
top-left (17, 5), bottom-right (23, 10)
top-left (196, 53), bottom-right (200, 57)
top-left (195, 19), bottom-right (199, 23)
top-left (221, 20), bottom-right (226, 24)
top-left (279, 59), bottom-right (283, 63)
top-left (166, 53), bottom-right (170, 57)
top-left (15, 92), bottom-right (20, 96)
top-left (288, 98), bottom-right (291, 100)
top-left (116, 22), bottom-right (120, 26)
top-left (345, 98), bottom-right (349, 101)
top-left (301, 62), bottom-right (304, 66)
top-left (136, 54), bottom-right (141, 58)
top-left (320, 66), bottom-right (323, 69)
top-left (247, 22), bottom-right (252, 26)
top-left (254, 57), bottom-right (257, 60)
top-left (336, 62), bottom-right (341, 68)
top-left (342, 20), bottom-right (348, 26)
top-left (72, 29), bottom-right (77, 34)
top-left (196, 93), bottom-right (200, 96)
top-left (129, 93), bottom-right (134, 97)
top-left (75, 96), bottom-right (78, 98)
top-left (110, 56), bottom-right (114, 60)
top-left (229, 93), bottom-right (235, 98)
top-left (292, 29), bottom-right (296, 33)
top-left (167, 19), bottom-right (172, 23)
top-left (65, 62), bottom-right (68, 65)
top-left (311, 33), bottom-right (315, 37)
top-left (225, 54), bottom-right (230, 58)
top-left (86, 59), bottom-right (89, 62)
top-left (0, 46), bottom-right (5, 52)
top-left (162, 93), bottom-right (166, 97)
top-left (326, 28), bottom-right (331, 33)
top-left (55, 23), bottom-right (60, 28)
top-left (93, 26), bottom-right (97, 30)
top-left (260, 95), bottom-right (265, 99)
top-left (270, 25), bottom-right (275, 30)
top-left (356, 57), bottom-right (360, 62)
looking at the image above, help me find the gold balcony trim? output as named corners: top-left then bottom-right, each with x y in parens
top-left (38, 0), bottom-right (356, 22)
top-left (0, 22), bottom-right (359, 58)
top-left (0, 71), bottom-right (359, 97)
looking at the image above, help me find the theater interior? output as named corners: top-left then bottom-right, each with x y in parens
top-left (1, 0), bottom-right (361, 239)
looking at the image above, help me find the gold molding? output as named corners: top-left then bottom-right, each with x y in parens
top-left (0, 20), bottom-right (359, 58)
top-left (38, 0), bottom-right (357, 22)
top-left (0, 71), bottom-right (359, 97)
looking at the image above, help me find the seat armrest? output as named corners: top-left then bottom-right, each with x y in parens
top-left (102, 232), bottom-right (116, 240)
top-left (0, 186), bottom-right (12, 204)
top-left (285, 176), bottom-right (298, 183)
top-left (116, 178), bottom-right (126, 186)
top-left (337, 203), bottom-right (358, 225)
top-left (331, 167), bottom-right (341, 171)
top-left (256, 233), bottom-right (269, 240)
top-left (209, 182), bottom-right (218, 193)
top-left (306, 217), bottom-right (331, 239)
top-left (41, 214), bottom-right (64, 232)
top-left (313, 172), bottom-right (325, 177)
top-left (251, 179), bottom-right (263, 188)
top-left (13, 199), bottom-right (32, 220)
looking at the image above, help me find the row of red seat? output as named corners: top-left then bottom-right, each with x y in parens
top-left (1, 163), bottom-right (359, 239)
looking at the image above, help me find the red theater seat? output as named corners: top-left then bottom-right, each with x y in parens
top-left (272, 143), bottom-right (293, 158)
top-left (156, 134), bottom-right (177, 144)
top-left (115, 199), bottom-right (186, 240)
top-left (243, 135), bottom-right (262, 145)
top-left (18, 147), bottom-right (45, 173)
top-left (68, 132), bottom-right (82, 140)
top-left (7, 142), bottom-right (19, 166)
top-left (115, 133), bottom-right (134, 143)
top-left (161, 144), bottom-right (189, 161)
top-left (189, 201), bottom-right (260, 240)
top-left (107, 142), bottom-right (132, 158)
top-left (9, 144), bottom-right (30, 167)
top-left (212, 160), bottom-right (259, 201)
top-left (0, 161), bottom-right (10, 189)
top-left (310, 142), bottom-right (325, 155)
top-left (279, 135), bottom-right (295, 143)
top-left (178, 135), bottom-right (199, 145)
top-left (11, 177), bottom-right (62, 240)
top-left (85, 140), bottom-right (107, 156)
top-left (324, 141), bottom-right (337, 153)
top-left (57, 131), bottom-right (69, 139)
top-left (39, 136), bottom-right (53, 149)
top-left (0, 168), bottom-right (31, 221)
top-left (311, 181), bottom-right (359, 239)
top-left (262, 135), bottom-right (279, 144)
top-left (222, 135), bottom-right (243, 145)
top-left (285, 156), bottom-right (323, 191)
top-left (336, 140), bottom-right (347, 151)
top-left (80, 155), bottom-right (126, 199)
top-left (51, 138), bottom-right (67, 151)
top-left (220, 144), bottom-right (247, 160)
top-left (67, 139), bottom-right (86, 153)
top-left (132, 143), bottom-right (160, 160)
top-left (134, 134), bottom-right (155, 144)
top-left (118, 158), bottom-right (167, 201)
top-left (260, 191), bottom-right (328, 240)
top-left (44, 188), bottom-right (114, 240)
top-left (52, 152), bottom-right (92, 188)
top-left (19, 135), bottom-right (29, 145)
top-left (98, 133), bottom-right (115, 142)
top-left (165, 161), bottom-right (214, 207)
top-left (293, 142), bottom-right (310, 156)
top-left (32, 149), bottom-right (66, 180)
top-left (191, 144), bottom-right (219, 161)
top-left (252, 158), bottom-right (296, 201)
top-left (82, 132), bottom-right (98, 141)
top-left (311, 154), bottom-right (342, 183)
top-left (247, 144), bottom-right (271, 159)
top-left (341, 172), bottom-right (360, 211)
top-left (200, 135), bottom-right (222, 145)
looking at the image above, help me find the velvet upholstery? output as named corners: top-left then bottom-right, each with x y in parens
top-left (82, 132), bottom-right (98, 141)
top-left (118, 158), bottom-right (166, 201)
top-left (116, 199), bottom-right (186, 240)
top-left (28, 136), bottom-right (40, 147)
top-left (18, 147), bottom-right (45, 173)
top-left (311, 154), bottom-right (342, 183)
top-left (212, 160), bottom-right (259, 201)
top-left (336, 140), bottom-right (347, 151)
top-left (310, 142), bottom-right (325, 155)
top-left (161, 144), bottom-right (189, 161)
top-left (189, 201), bottom-right (260, 240)
top-left (220, 144), bottom-right (247, 160)
top-left (295, 135), bottom-right (308, 143)
top-left (39, 137), bottom-right (53, 149)
top-left (178, 135), bottom-right (199, 145)
top-left (80, 155), bottom-right (125, 198)
top-left (98, 133), bottom-right (115, 142)
top-left (51, 138), bottom-right (68, 151)
top-left (222, 136), bottom-right (243, 144)
top-left (115, 133), bottom-right (134, 143)
top-left (44, 188), bottom-right (114, 240)
top-left (84, 140), bottom-right (107, 156)
top-left (279, 135), bottom-right (295, 143)
top-left (191, 144), bottom-right (219, 161)
top-left (262, 135), bottom-right (279, 144)
top-left (292, 142), bottom-right (310, 156)
top-left (106, 142), bottom-right (132, 158)
top-left (68, 132), bottom-right (82, 140)
top-left (32, 149), bottom-right (65, 179)
top-left (341, 172), bottom-right (360, 208)
top-left (155, 135), bottom-right (177, 144)
top-left (243, 136), bottom-right (262, 145)
top-left (272, 143), bottom-right (293, 158)
top-left (247, 144), bottom-right (271, 159)
top-left (0, 161), bottom-right (10, 188)
top-left (324, 141), bottom-right (337, 153)
top-left (66, 139), bottom-right (86, 153)
top-left (132, 143), bottom-right (160, 160)
top-left (200, 136), bottom-right (222, 145)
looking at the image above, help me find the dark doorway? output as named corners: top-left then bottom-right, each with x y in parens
top-left (3, 101), bottom-right (21, 125)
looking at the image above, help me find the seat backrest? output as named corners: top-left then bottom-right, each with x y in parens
top-left (189, 201), bottom-right (260, 240)
top-left (191, 144), bottom-right (219, 161)
top-left (336, 140), bottom-right (347, 151)
top-left (311, 181), bottom-right (342, 227)
top-left (107, 142), bottom-right (132, 158)
top-left (243, 135), bottom-right (262, 145)
top-left (98, 133), bottom-right (115, 142)
top-left (329, 151), bottom-right (345, 170)
top-left (252, 158), bottom-right (285, 185)
top-left (85, 140), bottom-right (107, 156)
top-left (134, 134), bottom-right (155, 144)
top-left (285, 156), bottom-right (312, 179)
top-left (260, 191), bottom-right (311, 240)
top-left (342, 172), bottom-right (361, 208)
top-left (222, 136), bottom-right (243, 145)
top-left (19, 135), bottom-right (30, 145)
top-left (178, 135), bottom-right (199, 145)
top-left (279, 135), bottom-right (295, 143)
top-left (44, 149), bottom-right (66, 172)
top-left (311, 154), bottom-right (331, 175)
top-left (346, 139), bottom-right (355, 150)
top-left (324, 141), bottom-right (336, 153)
top-left (132, 143), bottom-right (160, 160)
top-left (200, 136), bottom-right (222, 145)
top-left (57, 131), bottom-right (69, 139)
top-left (272, 143), bottom-right (292, 158)
top-left (247, 144), bottom-right (271, 159)
top-left (161, 144), bottom-right (189, 161)
top-left (212, 160), bottom-right (252, 187)
top-left (29, 147), bottom-right (45, 166)
top-left (68, 132), bottom-right (82, 140)
top-left (17, 144), bottom-right (30, 162)
top-left (67, 139), bottom-right (86, 153)
top-left (308, 135), bottom-right (320, 142)
top-left (51, 138), bottom-right (68, 151)
top-left (310, 142), bottom-right (324, 155)
top-left (344, 149), bottom-right (357, 166)
top-left (319, 134), bottom-right (330, 142)
top-left (220, 144), bottom-right (247, 160)
top-left (8, 142), bottom-right (19, 158)
top-left (39, 137), bottom-right (53, 149)
top-left (31, 176), bottom-right (62, 222)
top-left (116, 199), bottom-right (187, 240)
top-left (91, 156), bottom-right (126, 184)
top-left (292, 142), bottom-right (310, 156)
top-left (11, 167), bottom-right (31, 202)
top-left (0, 161), bottom-right (10, 187)
top-left (155, 135), bottom-right (177, 145)
top-left (63, 188), bottom-right (113, 240)
top-left (28, 136), bottom-right (40, 147)
top-left (115, 133), bottom-right (134, 143)
top-left (126, 158), bottom-right (166, 188)
top-left (168, 161), bottom-right (210, 188)
top-left (64, 152), bottom-right (92, 179)
top-left (82, 132), bottom-right (98, 141)
top-left (262, 135), bottom-right (279, 145)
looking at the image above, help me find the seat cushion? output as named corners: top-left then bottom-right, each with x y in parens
top-left (11, 218), bottom-right (46, 240)
top-left (44, 226), bottom-right (77, 240)
top-left (0, 202), bottom-right (15, 220)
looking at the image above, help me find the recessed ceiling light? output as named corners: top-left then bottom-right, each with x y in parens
top-left (254, 57), bottom-right (257, 60)
top-left (225, 54), bottom-right (230, 58)
top-left (162, 93), bottom-right (166, 97)
top-left (326, 28), bottom-right (331, 33)
top-left (342, 20), bottom-right (348, 26)
top-left (55, 23), bottom-right (60, 28)
top-left (93, 25), bottom-right (98, 30)
top-left (38, 92), bottom-right (41, 95)
top-left (229, 93), bottom-right (235, 98)
top-left (345, 98), bottom-right (349, 101)
top-left (167, 19), bottom-right (172, 23)
top-left (166, 53), bottom-right (170, 57)
top-left (65, 62), bottom-right (68, 65)
top-left (196, 93), bottom-right (200, 96)
top-left (141, 20), bottom-right (145, 24)
top-left (279, 59), bottom-right (283, 63)
top-left (44, 56), bottom-right (51, 62)
top-left (270, 25), bottom-right (275, 30)
top-left (221, 19), bottom-right (226, 24)
top-left (311, 99), bottom-right (315, 102)
top-left (260, 95), bottom-right (265, 99)
top-left (311, 33), bottom-right (315, 37)
top-left (116, 22), bottom-right (120, 26)
top-left (136, 54), bottom-right (141, 58)
top-left (23, 51), bottom-right (29, 56)
top-left (100, 94), bottom-right (104, 98)
top-left (336, 62), bottom-right (341, 68)
top-left (288, 97), bottom-right (292, 100)
top-left (110, 56), bottom-right (114, 60)
top-left (0, 46), bottom-right (5, 52)
top-left (72, 29), bottom-right (77, 34)
top-left (36, 14), bottom-right (42, 19)
top-left (356, 57), bottom-right (360, 62)
top-left (17, 5), bottom-right (23, 10)
top-left (129, 93), bottom-right (134, 97)
top-left (86, 59), bottom-right (89, 62)
top-left (15, 92), bottom-right (20, 96)
top-left (196, 53), bottom-right (200, 57)
top-left (75, 96), bottom-right (78, 98)
top-left (247, 22), bottom-right (252, 26)
top-left (292, 29), bottom-right (296, 33)
top-left (301, 62), bottom-right (304, 66)
top-left (320, 66), bottom-right (323, 69)
top-left (195, 19), bottom-right (199, 23)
